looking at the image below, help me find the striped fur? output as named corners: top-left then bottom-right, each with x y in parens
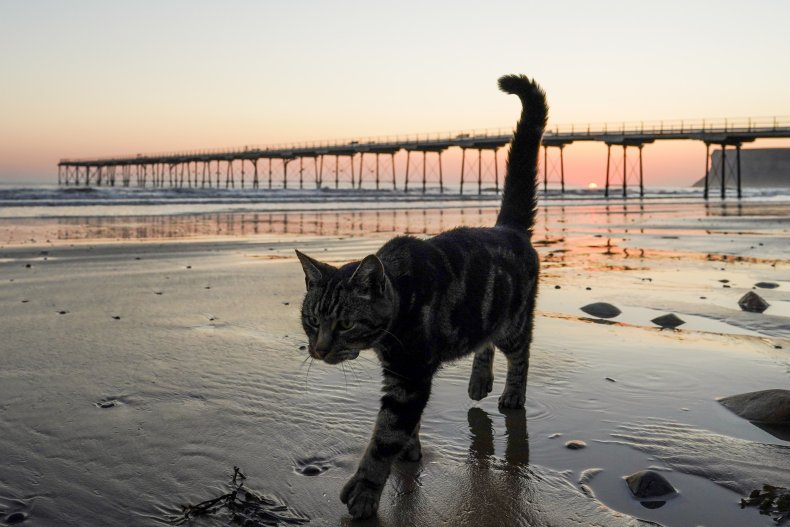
top-left (297, 74), bottom-right (547, 519)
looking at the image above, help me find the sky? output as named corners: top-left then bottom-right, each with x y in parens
top-left (1, 0), bottom-right (789, 187)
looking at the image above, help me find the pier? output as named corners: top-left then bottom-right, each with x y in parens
top-left (58, 116), bottom-right (790, 199)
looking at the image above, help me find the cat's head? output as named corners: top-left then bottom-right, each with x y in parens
top-left (296, 250), bottom-right (395, 364)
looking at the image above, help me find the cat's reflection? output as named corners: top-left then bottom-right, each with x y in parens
top-left (353, 407), bottom-right (532, 527)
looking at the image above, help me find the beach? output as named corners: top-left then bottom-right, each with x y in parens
top-left (1, 196), bottom-right (789, 526)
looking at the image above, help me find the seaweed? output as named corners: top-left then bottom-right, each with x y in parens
top-left (741, 484), bottom-right (790, 525)
top-left (167, 467), bottom-right (310, 526)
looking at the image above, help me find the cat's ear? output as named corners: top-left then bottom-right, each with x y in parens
top-left (350, 255), bottom-right (388, 296)
top-left (295, 250), bottom-right (334, 289)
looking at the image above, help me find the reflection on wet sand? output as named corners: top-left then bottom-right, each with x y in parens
top-left (52, 208), bottom-right (500, 242)
top-left (379, 407), bottom-right (532, 527)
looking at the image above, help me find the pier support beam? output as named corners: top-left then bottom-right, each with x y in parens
top-left (404, 147), bottom-right (446, 193)
top-left (703, 143), bottom-right (710, 200)
top-left (720, 146), bottom-right (726, 200)
top-left (542, 144), bottom-right (568, 195)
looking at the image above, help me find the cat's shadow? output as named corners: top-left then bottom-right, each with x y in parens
top-left (346, 406), bottom-right (531, 526)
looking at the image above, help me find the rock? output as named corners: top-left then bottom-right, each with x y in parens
top-left (580, 302), bottom-right (621, 319)
top-left (300, 465), bottom-right (322, 476)
top-left (565, 440), bottom-right (587, 450)
top-left (738, 291), bottom-right (770, 313)
top-left (651, 313), bottom-right (686, 329)
top-left (625, 470), bottom-right (677, 499)
top-left (605, 377), bottom-right (616, 382)
top-left (718, 389), bottom-right (790, 425)
top-left (6, 512), bottom-right (27, 524)
top-left (755, 282), bottom-right (779, 289)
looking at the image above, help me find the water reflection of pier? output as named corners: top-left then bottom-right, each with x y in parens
top-left (55, 208), bottom-right (503, 242)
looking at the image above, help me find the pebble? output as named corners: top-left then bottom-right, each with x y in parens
top-left (111, 316), bottom-right (121, 320)
top-left (301, 465), bottom-right (322, 476)
top-left (580, 302), bottom-right (621, 319)
top-left (565, 440), bottom-right (587, 450)
top-left (605, 377), bottom-right (616, 382)
top-left (554, 285), bottom-right (561, 289)
top-left (651, 313), bottom-right (686, 329)
top-left (738, 291), bottom-right (770, 313)
top-left (755, 282), bottom-right (779, 289)
top-left (625, 470), bottom-right (677, 499)
top-left (6, 512), bottom-right (27, 524)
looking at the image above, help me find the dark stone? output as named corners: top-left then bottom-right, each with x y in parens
top-left (7, 512), bottom-right (27, 524)
top-left (301, 465), bottom-right (322, 476)
top-left (738, 291), bottom-right (770, 313)
top-left (718, 389), bottom-right (790, 425)
top-left (625, 470), bottom-right (677, 499)
top-left (580, 302), bottom-right (621, 319)
top-left (554, 285), bottom-right (561, 289)
top-left (651, 313), bottom-right (686, 329)
top-left (755, 282), bottom-right (779, 289)
top-left (565, 440), bottom-right (587, 450)
top-left (640, 501), bottom-right (666, 509)
top-left (112, 316), bottom-right (121, 320)
top-left (605, 377), bottom-right (616, 382)
top-left (97, 400), bottom-right (116, 408)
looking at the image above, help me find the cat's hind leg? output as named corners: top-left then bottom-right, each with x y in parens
top-left (468, 344), bottom-right (495, 401)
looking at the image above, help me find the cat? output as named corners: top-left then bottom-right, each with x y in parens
top-left (295, 74), bottom-right (547, 520)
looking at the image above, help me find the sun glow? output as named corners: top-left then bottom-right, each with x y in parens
top-left (588, 182), bottom-right (598, 190)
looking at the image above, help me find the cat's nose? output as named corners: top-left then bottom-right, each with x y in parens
top-left (315, 326), bottom-right (332, 357)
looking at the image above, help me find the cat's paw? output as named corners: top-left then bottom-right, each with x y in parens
top-left (498, 389), bottom-right (525, 409)
top-left (468, 371), bottom-right (494, 401)
top-left (340, 475), bottom-right (381, 520)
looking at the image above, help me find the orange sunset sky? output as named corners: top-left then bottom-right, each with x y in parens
top-left (1, 1), bottom-right (789, 187)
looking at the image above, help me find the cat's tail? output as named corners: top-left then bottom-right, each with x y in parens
top-left (495, 74), bottom-right (548, 235)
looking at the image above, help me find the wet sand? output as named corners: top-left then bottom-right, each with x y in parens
top-left (1, 201), bottom-right (789, 526)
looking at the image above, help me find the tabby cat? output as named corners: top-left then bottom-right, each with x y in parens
top-left (296, 74), bottom-right (547, 519)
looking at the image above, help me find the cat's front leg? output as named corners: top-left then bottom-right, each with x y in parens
top-left (340, 374), bottom-right (432, 519)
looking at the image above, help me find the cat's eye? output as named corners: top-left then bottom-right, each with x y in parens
top-left (305, 316), bottom-right (319, 327)
top-left (338, 319), bottom-right (355, 331)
